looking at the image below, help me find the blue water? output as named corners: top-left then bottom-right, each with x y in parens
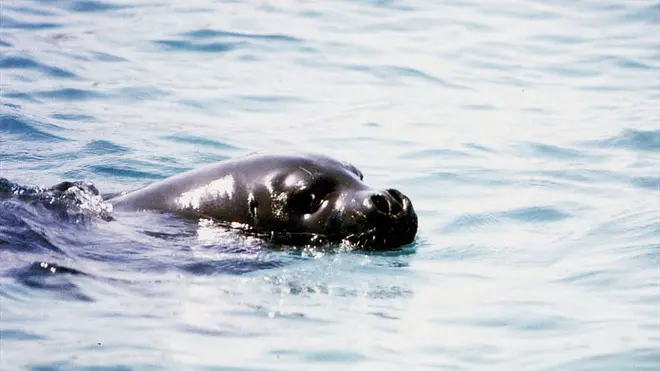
top-left (1, 0), bottom-right (659, 369)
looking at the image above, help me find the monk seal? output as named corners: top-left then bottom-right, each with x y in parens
top-left (109, 153), bottom-right (418, 250)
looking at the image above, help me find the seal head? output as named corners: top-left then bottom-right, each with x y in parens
top-left (110, 153), bottom-right (418, 250)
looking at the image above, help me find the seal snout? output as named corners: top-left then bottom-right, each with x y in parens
top-left (366, 188), bottom-right (418, 248)
top-left (342, 187), bottom-right (417, 250)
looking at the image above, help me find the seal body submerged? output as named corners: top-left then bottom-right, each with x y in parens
top-left (109, 153), bottom-right (417, 250)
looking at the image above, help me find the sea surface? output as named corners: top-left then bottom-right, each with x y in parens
top-left (1, 0), bottom-right (659, 370)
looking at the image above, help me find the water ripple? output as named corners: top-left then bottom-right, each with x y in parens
top-left (0, 114), bottom-right (68, 142)
top-left (9, 261), bottom-right (92, 302)
top-left (344, 64), bottom-right (468, 88)
top-left (0, 55), bottom-right (78, 79)
top-left (183, 28), bottom-right (301, 43)
top-left (0, 15), bottom-right (61, 30)
top-left (87, 165), bottom-right (164, 180)
top-left (0, 329), bottom-right (45, 341)
top-left (582, 54), bottom-right (655, 71)
top-left (51, 113), bottom-right (96, 121)
top-left (618, 3), bottom-right (659, 24)
top-left (83, 140), bottom-right (130, 155)
top-left (544, 348), bottom-right (659, 371)
top-left (0, 203), bottom-right (67, 254)
top-left (3, 4), bottom-right (60, 17)
top-left (161, 134), bottom-right (240, 151)
top-left (630, 177), bottom-right (659, 190)
top-left (402, 148), bottom-right (474, 159)
top-left (35, 88), bottom-right (106, 101)
top-left (62, 0), bottom-right (131, 13)
top-left (590, 129), bottom-right (660, 152)
top-left (444, 206), bottom-right (571, 233)
top-left (1, 92), bottom-right (42, 103)
top-left (502, 206), bottom-right (572, 223)
top-left (154, 39), bottom-right (243, 53)
top-left (520, 142), bottom-right (594, 160)
top-left (523, 169), bottom-right (629, 185)
top-left (117, 86), bottom-right (170, 101)
top-left (177, 259), bottom-right (286, 276)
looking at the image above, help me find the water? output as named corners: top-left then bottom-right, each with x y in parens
top-left (1, 0), bottom-right (658, 369)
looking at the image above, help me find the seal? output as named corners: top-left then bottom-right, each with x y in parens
top-left (109, 153), bottom-right (418, 250)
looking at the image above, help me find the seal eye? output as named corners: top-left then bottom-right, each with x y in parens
top-left (290, 190), bottom-right (321, 214)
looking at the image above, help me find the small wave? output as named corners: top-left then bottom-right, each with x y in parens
top-left (1, 92), bottom-right (42, 103)
top-left (0, 15), bottom-right (61, 30)
top-left (35, 88), bottom-right (106, 101)
top-left (177, 259), bottom-right (286, 276)
top-left (154, 39), bottom-right (243, 53)
top-left (274, 349), bottom-right (368, 364)
top-left (88, 165), bottom-right (164, 180)
top-left (590, 129), bottom-right (660, 152)
top-left (0, 178), bottom-right (114, 222)
top-left (617, 3), bottom-right (659, 24)
top-left (183, 29), bottom-right (301, 43)
top-left (64, 0), bottom-right (130, 13)
top-left (461, 104), bottom-right (499, 111)
top-left (343, 64), bottom-right (468, 89)
top-left (545, 65), bottom-right (601, 78)
top-left (580, 54), bottom-right (654, 71)
top-left (521, 168), bottom-right (654, 195)
top-left (545, 348), bottom-right (660, 371)
top-left (0, 329), bottom-right (45, 341)
top-left (520, 142), bottom-right (593, 160)
top-left (354, 0), bottom-right (415, 12)
top-left (424, 170), bottom-right (512, 187)
top-left (177, 323), bottom-right (266, 338)
top-left (264, 273), bottom-right (414, 299)
top-left (456, 311), bottom-right (577, 332)
top-left (73, 158), bottom-right (188, 181)
top-left (533, 34), bottom-right (587, 45)
top-left (51, 113), bottom-right (96, 121)
top-left (502, 206), bottom-right (571, 222)
top-left (0, 55), bottom-right (78, 79)
top-left (161, 134), bottom-right (240, 151)
top-left (463, 143), bottom-right (496, 153)
top-left (555, 269), bottom-right (618, 288)
top-left (83, 140), bottom-right (130, 155)
top-left (0, 114), bottom-right (69, 142)
top-left (236, 94), bottom-right (305, 103)
top-left (10, 262), bottom-right (93, 302)
top-left (117, 86), bottom-right (170, 102)
top-left (442, 214), bottom-right (501, 233)
top-left (583, 209), bottom-right (660, 247)
top-left (0, 202), bottom-right (68, 255)
top-left (630, 177), bottom-right (659, 190)
top-left (402, 148), bottom-right (474, 159)
top-left (89, 51), bottom-right (128, 62)
top-left (443, 206), bottom-right (571, 233)
top-left (3, 4), bottom-right (59, 17)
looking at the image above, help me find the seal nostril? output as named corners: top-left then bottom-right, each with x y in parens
top-left (386, 189), bottom-right (404, 214)
top-left (386, 189), bottom-right (402, 202)
top-left (370, 194), bottom-right (391, 214)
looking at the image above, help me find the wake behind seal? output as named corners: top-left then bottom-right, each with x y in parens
top-left (109, 152), bottom-right (418, 251)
